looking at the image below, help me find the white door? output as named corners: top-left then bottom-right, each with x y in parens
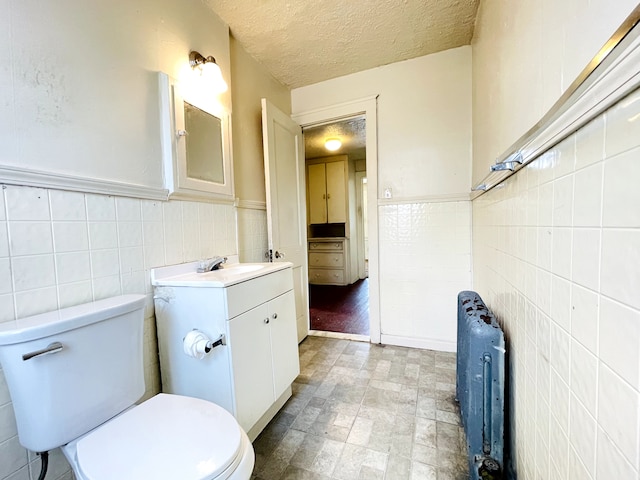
top-left (261, 98), bottom-right (309, 343)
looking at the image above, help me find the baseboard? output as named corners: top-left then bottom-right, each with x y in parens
top-left (380, 334), bottom-right (456, 353)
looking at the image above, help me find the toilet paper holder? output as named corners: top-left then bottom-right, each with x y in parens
top-left (183, 330), bottom-right (226, 359)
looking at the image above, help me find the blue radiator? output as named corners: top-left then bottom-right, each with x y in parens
top-left (456, 291), bottom-right (505, 479)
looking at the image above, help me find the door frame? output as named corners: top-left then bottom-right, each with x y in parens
top-left (355, 170), bottom-right (367, 280)
top-left (292, 96), bottom-right (381, 344)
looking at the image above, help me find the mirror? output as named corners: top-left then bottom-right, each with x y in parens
top-left (184, 101), bottom-right (224, 184)
top-left (159, 72), bottom-right (234, 201)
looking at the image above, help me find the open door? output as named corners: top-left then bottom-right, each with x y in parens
top-left (261, 98), bottom-right (309, 343)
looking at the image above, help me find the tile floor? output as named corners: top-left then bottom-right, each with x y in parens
top-left (251, 336), bottom-right (469, 480)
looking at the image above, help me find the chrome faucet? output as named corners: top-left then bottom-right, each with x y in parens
top-left (197, 256), bottom-right (226, 273)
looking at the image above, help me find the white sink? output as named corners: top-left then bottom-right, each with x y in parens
top-left (151, 262), bottom-right (291, 288)
top-left (218, 264), bottom-right (264, 275)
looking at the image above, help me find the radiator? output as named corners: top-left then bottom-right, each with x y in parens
top-left (456, 291), bottom-right (505, 479)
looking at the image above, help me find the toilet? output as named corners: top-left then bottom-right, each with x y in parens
top-left (0, 294), bottom-right (254, 480)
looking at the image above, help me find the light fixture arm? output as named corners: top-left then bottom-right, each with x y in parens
top-left (188, 50), bottom-right (228, 93)
top-left (189, 51), bottom-right (218, 69)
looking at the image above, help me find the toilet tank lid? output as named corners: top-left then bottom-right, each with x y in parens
top-left (0, 295), bottom-right (146, 345)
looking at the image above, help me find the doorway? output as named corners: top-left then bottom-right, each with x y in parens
top-left (292, 96), bottom-right (380, 343)
top-left (302, 117), bottom-right (370, 338)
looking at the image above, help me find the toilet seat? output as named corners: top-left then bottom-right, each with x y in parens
top-left (75, 394), bottom-right (245, 480)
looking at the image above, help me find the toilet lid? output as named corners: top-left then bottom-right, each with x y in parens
top-left (76, 394), bottom-right (243, 480)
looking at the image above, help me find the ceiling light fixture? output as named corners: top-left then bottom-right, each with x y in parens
top-left (189, 51), bottom-right (228, 93)
top-left (324, 138), bottom-right (342, 151)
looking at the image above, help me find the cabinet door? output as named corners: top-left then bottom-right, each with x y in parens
top-left (268, 290), bottom-right (300, 398)
top-left (228, 304), bottom-right (274, 432)
top-left (326, 161), bottom-right (346, 223)
top-left (307, 163), bottom-right (327, 224)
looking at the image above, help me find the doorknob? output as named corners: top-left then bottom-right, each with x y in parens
top-left (275, 251), bottom-right (285, 259)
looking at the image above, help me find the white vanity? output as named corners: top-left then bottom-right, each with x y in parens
top-left (151, 261), bottom-right (299, 441)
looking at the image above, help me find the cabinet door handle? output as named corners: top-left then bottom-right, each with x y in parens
top-left (264, 318), bottom-right (270, 324)
top-left (327, 193), bottom-right (331, 199)
top-left (322, 194), bottom-right (326, 199)
top-left (272, 313), bottom-right (278, 320)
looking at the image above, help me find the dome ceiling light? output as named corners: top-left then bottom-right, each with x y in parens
top-left (324, 138), bottom-right (342, 151)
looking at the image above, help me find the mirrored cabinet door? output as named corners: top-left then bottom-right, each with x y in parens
top-left (159, 72), bottom-right (234, 202)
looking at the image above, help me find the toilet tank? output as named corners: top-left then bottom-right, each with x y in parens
top-left (0, 295), bottom-right (146, 452)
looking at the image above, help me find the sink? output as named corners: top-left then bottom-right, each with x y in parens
top-left (217, 264), bottom-right (264, 274)
top-left (151, 261), bottom-right (291, 288)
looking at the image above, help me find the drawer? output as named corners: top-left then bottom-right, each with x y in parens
top-left (309, 252), bottom-right (344, 268)
top-left (309, 268), bottom-right (344, 285)
top-left (226, 268), bottom-right (293, 318)
top-left (309, 240), bottom-right (343, 251)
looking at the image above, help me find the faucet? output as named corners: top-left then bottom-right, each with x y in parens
top-left (197, 256), bottom-right (226, 273)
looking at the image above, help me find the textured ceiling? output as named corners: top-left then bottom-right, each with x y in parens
top-left (204, 0), bottom-right (480, 89)
top-left (304, 116), bottom-right (366, 160)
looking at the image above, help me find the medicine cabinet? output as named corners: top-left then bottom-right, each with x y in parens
top-left (159, 72), bottom-right (234, 202)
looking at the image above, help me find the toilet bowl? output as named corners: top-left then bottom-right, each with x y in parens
top-left (62, 394), bottom-right (254, 480)
top-left (0, 295), bottom-right (254, 480)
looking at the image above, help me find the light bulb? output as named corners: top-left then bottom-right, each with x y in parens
top-left (201, 61), bottom-right (228, 93)
top-left (325, 138), bottom-right (341, 151)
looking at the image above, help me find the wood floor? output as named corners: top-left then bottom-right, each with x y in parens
top-left (308, 279), bottom-right (369, 335)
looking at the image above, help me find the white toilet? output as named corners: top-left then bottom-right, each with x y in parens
top-left (0, 294), bottom-right (254, 480)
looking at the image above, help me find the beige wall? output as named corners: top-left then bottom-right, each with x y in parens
top-left (0, 2), bottom-right (285, 479)
top-left (292, 48), bottom-right (473, 350)
top-left (471, 0), bottom-right (639, 186)
top-left (230, 35), bottom-right (291, 205)
top-left (292, 46), bottom-right (472, 199)
top-left (0, 0), bottom-right (231, 190)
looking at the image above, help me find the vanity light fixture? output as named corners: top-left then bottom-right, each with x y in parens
top-left (189, 51), bottom-right (228, 93)
top-left (324, 138), bottom-right (342, 151)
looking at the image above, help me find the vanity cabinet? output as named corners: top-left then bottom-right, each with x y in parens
top-left (152, 263), bottom-right (299, 441)
top-left (307, 158), bottom-right (347, 224)
top-left (227, 290), bottom-right (298, 432)
top-left (308, 238), bottom-right (348, 285)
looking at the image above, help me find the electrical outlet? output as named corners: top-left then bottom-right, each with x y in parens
top-left (384, 187), bottom-right (392, 199)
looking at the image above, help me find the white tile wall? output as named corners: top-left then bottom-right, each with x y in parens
top-left (0, 186), bottom-right (239, 480)
top-left (472, 88), bottom-right (640, 479)
top-left (236, 207), bottom-right (268, 263)
top-left (379, 200), bottom-right (472, 351)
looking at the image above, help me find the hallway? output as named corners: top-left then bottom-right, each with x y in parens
top-left (309, 280), bottom-right (370, 336)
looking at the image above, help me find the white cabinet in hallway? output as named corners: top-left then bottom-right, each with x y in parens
top-left (307, 157), bottom-right (348, 224)
top-left (308, 238), bottom-right (349, 285)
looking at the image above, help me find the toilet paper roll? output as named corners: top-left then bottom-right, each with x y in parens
top-left (183, 330), bottom-right (212, 359)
